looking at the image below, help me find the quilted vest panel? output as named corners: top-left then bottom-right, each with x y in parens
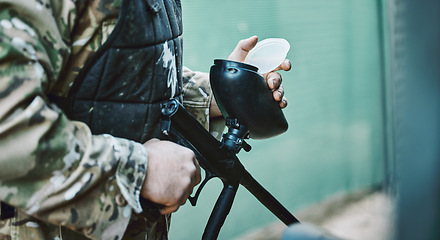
top-left (66, 0), bottom-right (183, 143)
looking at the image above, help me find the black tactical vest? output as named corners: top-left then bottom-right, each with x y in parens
top-left (61, 0), bottom-right (183, 143)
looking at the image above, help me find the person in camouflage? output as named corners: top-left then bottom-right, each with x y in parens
top-left (0, 0), bottom-right (290, 239)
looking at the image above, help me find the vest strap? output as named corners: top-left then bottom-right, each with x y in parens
top-left (146, 0), bottom-right (161, 13)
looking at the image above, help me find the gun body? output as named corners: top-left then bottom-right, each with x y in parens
top-left (161, 99), bottom-right (299, 239)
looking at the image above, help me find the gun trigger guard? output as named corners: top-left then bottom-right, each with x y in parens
top-left (188, 171), bottom-right (216, 206)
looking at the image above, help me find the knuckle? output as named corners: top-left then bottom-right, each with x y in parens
top-left (279, 85), bottom-right (284, 93)
top-left (278, 92), bottom-right (284, 99)
top-left (267, 72), bottom-right (276, 78)
top-left (182, 175), bottom-right (193, 188)
top-left (168, 205), bottom-right (180, 213)
top-left (183, 148), bottom-right (195, 158)
top-left (173, 185), bottom-right (191, 204)
top-left (273, 91), bottom-right (280, 100)
top-left (284, 59), bottom-right (292, 70)
top-left (189, 165), bottom-right (197, 175)
top-left (281, 98), bottom-right (288, 108)
top-left (273, 71), bottom-right (281, 77)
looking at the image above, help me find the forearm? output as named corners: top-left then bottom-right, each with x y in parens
top-left (0, 48), bottom-right (147, 240)
top-left (182, 66), bottom-right (225, 138)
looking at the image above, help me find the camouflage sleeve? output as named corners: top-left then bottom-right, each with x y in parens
top-left (182, 66), bottom-right (225, 139)
top-left (0, 1), bottom-right (147, 239)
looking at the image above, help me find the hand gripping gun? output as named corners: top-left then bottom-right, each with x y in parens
top-left (160, 59), bottom-right (299, 239)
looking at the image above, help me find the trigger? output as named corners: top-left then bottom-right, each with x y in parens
top-left (188, 171), bottom-right (216, 206)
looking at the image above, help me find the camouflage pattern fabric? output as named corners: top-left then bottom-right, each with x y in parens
top-left (0, 0), bottom-right (218, 239)
top-left (182, 67), bottom-right (225, 139)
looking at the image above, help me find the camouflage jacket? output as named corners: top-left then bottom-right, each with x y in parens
top-left (0, 0), bottom-right (220, 239)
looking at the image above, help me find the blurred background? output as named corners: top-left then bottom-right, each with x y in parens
top-left (170, 1), bottom-right (440, 239)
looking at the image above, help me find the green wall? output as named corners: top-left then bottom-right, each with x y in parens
top-left (170, 1), bottom-right (387, 239)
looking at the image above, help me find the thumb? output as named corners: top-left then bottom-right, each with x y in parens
top-left (228, 36), bottom-right (258, 62)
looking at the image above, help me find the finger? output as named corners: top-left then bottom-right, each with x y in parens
top-left (228, 36), bottom-right (258, 62)
top-left (159, 205), bottom-right (180, 215)
top-left (193, 159), bottom-right (201, 186)
top-left (279, 97), bottom-right (288, 109)
top-left (266, 72), bottom-right (282, 89)
top-left (144, 138), bottom-right (160, 145)
top-left (272, 59), bottom-right (292, 72)
top-left (273, 85), bottom-right (284, 101)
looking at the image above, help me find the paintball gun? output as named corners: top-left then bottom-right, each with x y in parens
top-left (157, 59), bottom-right (300, 239)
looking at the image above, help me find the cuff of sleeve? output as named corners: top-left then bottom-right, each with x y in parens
top-left (114, 139), bottom-right (148, 214)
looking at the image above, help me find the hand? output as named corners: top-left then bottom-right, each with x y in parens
top-left (228, 36), bottom-right (291, 109)
top-left (140, 138), bottom-right (201, 215)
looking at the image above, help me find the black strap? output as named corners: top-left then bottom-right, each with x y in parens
top-left (1, 202), bottom-right (15, 220)
top-left (146, 0), bottom-right (161, 12)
